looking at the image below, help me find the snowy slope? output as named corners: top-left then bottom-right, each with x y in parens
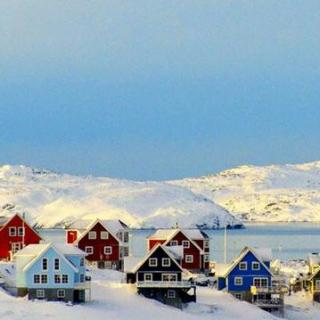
top-left (171, 161), bottom-right (320, 222)
top-left (0, 165), bottom-right (240, 229)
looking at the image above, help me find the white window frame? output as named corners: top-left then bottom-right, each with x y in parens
top-left (252, 262), bottom-right (260, 271)
top-left (42, 258), bottom-right (48, 271)
top-left (41, 274), bottom-right (48, 284)
top-left (18, 227), bottom-right (25, 236)
top-left (162, 274), bottom-right (177, 282)
top-left (144, 273), bottom-right (153, 282)
top-left (182, 240), bottom-right (190, 248)
top-left (234, 277), bottom-right (243, 286)
top-left (54, 258), bottom-right (60, 271)
top-left (185, 255), bottom-right (193, 263)
top-left (100, 231), bottom-right (109, 240)
top-left (239, 262), bottom-right (247, 271)
top-left (204, 240), bottom-right (209, 248)
top-left (57, 289), bottom-right (65, 298)
top-left (80, 257), bottom-right (85, 267)
top-left (34, 274), bottom-right (40, 284)
top-left (149, 258), bottom-right (157, 267)
top-left (85, 246), bottom-right (93, 254)
top-left (253, 277), bottom-right (268, 288)
top-left (88, 231), bottom-right (97, 240)
top-left (62, 274), bottom-right (69, 284)
top-left (162, 258), bottom-right (171, 267)
top-left (80, 273), bottom-right (85, 283)
top-left (36, 289), bottom-right (45, 298)
top-left (167, 290), bottom-right (176, 298)
top-left (104, 246), bottom-right (112, 255)
top-left (9, 227), bottom-right (16, 237)
top-left (170, 240), bottom-right (178, 246)
top-left (234, 293), bottom-right (242, 300)
top-left (54, 274), bottom-right (61, 284)
top-left (204, 254), bottom-right (209, 262)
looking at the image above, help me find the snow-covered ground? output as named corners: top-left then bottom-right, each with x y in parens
top-left (1, 268), bottom-right (320, 320)
top-left (0, 164), bottom-right (239, 229)
top-left (172, 161), bottom-right (320, 222)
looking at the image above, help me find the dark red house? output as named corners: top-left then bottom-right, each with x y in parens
top-left (147, 228), bottom-right (210, 274)
top-left (66, 219), bottom-right (129, 269)
top-left (0, 213), bottom-right (42, 260)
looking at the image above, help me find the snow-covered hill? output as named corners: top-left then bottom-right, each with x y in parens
top-left (0, 165), bottom-right (239, 229)
top-left (172, 161), bottom-right (320, 222)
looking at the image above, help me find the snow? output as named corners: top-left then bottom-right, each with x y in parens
top-left (172, 161), bottom-right (320, 223)
top-left (0, 165), bottom-right (239, 229)
top-left (255, 247), bottom-right (273, 262)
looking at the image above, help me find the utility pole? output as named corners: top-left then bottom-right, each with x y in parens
top-left (224, 226), bottom-right (227, 264)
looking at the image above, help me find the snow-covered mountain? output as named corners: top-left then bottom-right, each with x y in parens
top-left (0, 165), bottom-right (239, 229)
top-left (172, 161), bottom-right (320, 222)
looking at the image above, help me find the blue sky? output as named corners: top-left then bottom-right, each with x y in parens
top-left (0, 1), bottom-right (319, 180)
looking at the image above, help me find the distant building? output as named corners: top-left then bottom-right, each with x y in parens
top-left (306, 253), bottom-right (320, 302)
top-left (147, 228), bottom-right (210, 274)
top-left (124, 244), bottom-right (196, 309)
top-left (66, 219), bottom-right (129, 270)
top-left (0, 213), bottom-right (42, 260)
top-left (15, 243), bottom-right (91, 303)
top-left (216, 246), bottom-right (285, 315)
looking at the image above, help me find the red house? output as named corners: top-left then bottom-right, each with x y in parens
top-left (147, 228), bottom-right (210, 274)
top-left (66, 219), bottom-right (129, 269)
top-left (0, 213), bottom-right (42, 260)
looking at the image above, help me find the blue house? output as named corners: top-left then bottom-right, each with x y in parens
top-left (15, 243), bottom-right (91, 303)
top-left (216, 247), bottom-right (285, 314)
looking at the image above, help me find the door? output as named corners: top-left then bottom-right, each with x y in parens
top-left (11, 242), bottom-right (23, 254)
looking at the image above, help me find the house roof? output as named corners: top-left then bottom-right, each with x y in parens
top-left (308, 266), bottom-right (320, 280)
top-left (165, 245), bottom-right (184, 260)
top-left (147, 228), bottom-right (208, 240)
top-left (219, 246), bottom-right (273, 278)
top-left (128, 244), bottom-right (185, 274)
top-left (53, 244), bottom-right (86, 256)
top-left (123, 256), bottom-right (143, 273)
top-left (15, 243), bottom-right (82, 273)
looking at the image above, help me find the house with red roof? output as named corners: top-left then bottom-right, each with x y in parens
top-left (0, 213), bottom-right (42, 260)
top-left (147, 228), bottom-right (210, 274)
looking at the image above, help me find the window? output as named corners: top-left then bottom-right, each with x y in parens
top-left (123, 247), bottom-right (129, 257)
top-left (162, 274), bottom-right (177, 282)
top-left (170, 240), bottom-right (178, 246)
top-left (42, 258), bottom-right (48, 271)
top-left (239, 262), bottom-right (247, 271)
top-left (9, 227), bottom-right (16, 237)
top-left (162, 258), bottom-right (171, 267)
top-left (253, 278), bottom-right (268, 288)
top-left (167, 290), bottom-right (176, 298)
top-left (62, 275), bottom-right (68, 284)
top-left (185, 255), bottom-right (193, 263)
top-left (41, 274), bottom-right (48, 284)
top-left (57, 289), bottom-right (65, 298)
top-left (234, 277), bottom-right (243, 286)
top-left (18, 227), bottom-right (25, 236)
top-left (182, 240), bottom-right (190, 248)
top-left (204, 254), bottom-right (209, 262)
top-left (100, 231), bottom-right (109, 239)
top-left (252, 262), bottom-right (260, 270)
top-left (123, 232), bottom-right (129, 243)
top-left (204, 240), bottom-right (209, 248)
top-left (80, 258), bottom-right (85, 267)
top-left (34, 274), bottom-right (40, 284)
top-left (104, 246), bottom-right (112, 255)
top-left (234, 293), bottom-right (242, 300)
top-left (80, 274), bottom-right (85, 283)
top-left (54, 258), bottom-right (60, 270)
top-left (85, 246), bottom-right (93, 254)
top-left (144, 273), bottom-right (153, 282)
top-left (36, 289), bottom-right (45, 298)
top-left (88, 231), bottom-right (97, 240)
top-left (54, 274), bottom-right (61, 284)
top-left (149, 258), bottom-right (157, 267)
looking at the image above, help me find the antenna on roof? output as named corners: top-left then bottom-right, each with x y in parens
top-left (175, 222), bottom-right (179, 229)
top-left (224, 225), bottom-right (228, 264)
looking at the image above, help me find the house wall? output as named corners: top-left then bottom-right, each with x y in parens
top-left (66, 230), bottom-right (78, 244)
top-left (136, 246), bottom-right (182, 282)
top-left (0, 215), bottom-right (41, 260)
top-left (24, 247), bottom-right (77, 289)
top-left (148, 239), bottom-right (166, 250)
top-left (78, 222), bottom-right (120, 263)
top-left (227, 251), bottom-right (271, 292)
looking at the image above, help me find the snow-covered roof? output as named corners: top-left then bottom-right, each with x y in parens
top-left (15, 243), bottom-right (50, 256)
top-left (68, 219), bottom-right (91, 230)
top-left (166, 245), bottom-right (184, 260)
top-left (100, 219), bottom-right (128, 235)
top-left (54, 244), bottom-right (86, 256)
top-left (254, 247), bottom-right (273, 262)
top-left (214, 263), bottom-right (230, 277)
top-left (148, 228), bottom-right (207, 240)
top-left (123, 256), bottom-right (142, 273)
top-left (309, 253), bottom-right (320, 266)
